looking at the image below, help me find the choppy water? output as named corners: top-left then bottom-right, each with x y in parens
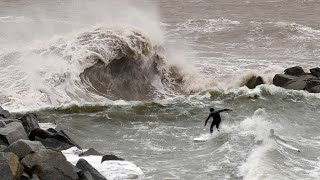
top-left (1, 0), bottom-right (320, 179)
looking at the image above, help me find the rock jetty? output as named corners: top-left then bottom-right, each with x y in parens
top-left (0, 107), bottom-right (130, 180)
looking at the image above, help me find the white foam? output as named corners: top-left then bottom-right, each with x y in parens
top-left (62, 147), bottom-right (144, 180)
top-left (39, 122), bottom-right (57, 130)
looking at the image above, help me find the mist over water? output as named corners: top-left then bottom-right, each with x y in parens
top-left (1, 0), bottom-right (320, 179)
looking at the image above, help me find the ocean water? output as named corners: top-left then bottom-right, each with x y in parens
top-left (1, 0), bottom-right (320, 179)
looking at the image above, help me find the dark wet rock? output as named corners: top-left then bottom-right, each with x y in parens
top-left (284, 66), bottom-right (305, 76)
top-left (283, 75), bottom-right (316, 90)
top-left (29, 128), bottom-right (79, 151)
top-left (101, 154), bottom-right (124, 162)
top-left (80, 148), bottom-right (103, 157)
top-left (28, 128), bottom-right (55, 140)
top-left (18, 113), bottom-right (40, 134)
top-left (79, 171), bottom-right (94, 180)
top-left (273, 74), bottom-right (296, 87)
top-left (76, 159), bottom-right (106, 180)
top-left (305, 79), bottom-right (320, 92)
top-left (0, 145), bottom-right (7, 151)
top-left (310, 85), bottom-right (320, 93)
top-left (58, 128), bottom-right (83, 149)
top-left (47, 128), bottom-right (58, 134)
top-left (0, 152), bottom-right (24, 180)
top-left (0, 122), bottom-right (28, 145)
top-left (21, 149), bottom-right (79, 180)
top-left (4, 139), bottom-right (45, 159)
top-left (35, 137), bottom-right (74, 151)
top-left (0, 120), bottom-right (5, 128)
top-left (310, 67), bottom-right (320, 77)
top-left (245, 76), bottom-right (264, 89)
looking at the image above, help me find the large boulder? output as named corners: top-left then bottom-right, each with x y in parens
top-left (21, 149), bottom-right (79, 180)
top-left (0, 122), bottom-right (28, 145)
top-left (79, 171), bottom-right (94, 180)
top-left (76, 159), bottom-right (106, 180)
top-left (284, 66), bottom-right (305, 76)
top-left (310, 67), bottom-right (320, 77)
top-left (4, 139), bottom-right (45, 159)
top-left (58, 128), bottom-right (83, 149)
top-left (245, 76), bottom-right (264, 89)
top-left (18, 113), bottom-right (40, 135)
top-left (28, 128), bottom-right (77, 151)
top-left (283, 75), bottom-right (316, 90)
top-left (273, 74), bottom-right (296, 87)
top-left (35, 137), bottom-right (74, 151)
top-left (0, 152), bottom-right (24, 180)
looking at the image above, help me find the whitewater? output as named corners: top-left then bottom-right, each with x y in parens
top-left (1, 0), bottom-right (320, 179)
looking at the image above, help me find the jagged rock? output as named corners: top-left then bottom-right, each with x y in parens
top-left (79, 171), bottom-right (94, 180)
top-left (29, 128), bottom-right (81, 150)
top-left (76, 159), bottom-right (106, 180)
top-left (0, 145), bottom-right (7, 151)
top-left (273, 74), bottom-right (296, 87)
top-left (21, 149), bottom-right (79, 180)
top-left (284, 66), bottom-right (305, 76)
top-left (4, 139), bottom-right (45, 159)
top-left (80, 148), bottom-right (103, 157)
top-left (310, 85), bottom-right (320, 93)
top-left (18, 113), bottom-right (40, 134)
top-left (0, 120), bottom-right (5, 128)
top-left (310, 67), bottom-right (320, 77)
top-left (0, 152), bottom-right (24, 180)
top-left (283, 75), bottom-right (316, 90)
top-left (58, 129), bottom-right (83, 149)
top-left (101, 154), bottom-right (124, 162)
top-left (0, 122), bottom-right (28, 145)
top-left (35, 137), bottom-right (74, 151)
top-left (245, 76), bottom-right (264, 89)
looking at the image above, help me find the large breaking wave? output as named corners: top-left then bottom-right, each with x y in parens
top-left (0, 25), bottom-right (205, 111)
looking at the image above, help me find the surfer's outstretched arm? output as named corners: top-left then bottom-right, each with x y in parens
top-left (218, 109), bottom-right (232, 113)
top-left (204, 114), bottom-right (212, 127)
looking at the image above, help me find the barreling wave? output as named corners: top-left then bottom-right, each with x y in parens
top-left (0, 25), bottom-right (205, 111)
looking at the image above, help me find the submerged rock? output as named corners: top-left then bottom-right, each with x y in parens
top-left (0, 152), bottom-right (24, 180)
top-left (310, 85), bottom-right (320, 93)
top-left (21, 149), bottom-right (79, 180)
top-left (76, 159), bottom-right (106, 180)
top-left (245, 76), bottom-right (264, 89)
top-left (0, 122), bottom-right (28, 145)
top-left (4, 139), bottom-right (45, 159)
top-left (101, 154), bottom-right (124, 162)
top-left (80, 148), bottom-right (103, 157)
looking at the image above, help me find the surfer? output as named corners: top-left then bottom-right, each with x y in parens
top-left (269, 129), bottom-right (300, 152)
top-left (204, 108), bottom-right (232, 134)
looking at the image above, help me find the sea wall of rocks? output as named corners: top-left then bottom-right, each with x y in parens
top-left (0, 107), bottom-right (127, 180)
top-left (243, 66), bottom-right (320, 93)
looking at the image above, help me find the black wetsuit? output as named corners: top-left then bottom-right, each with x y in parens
top-left (205, 109), bottom-right (230, 133)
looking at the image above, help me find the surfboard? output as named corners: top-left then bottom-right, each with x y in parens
top-left (275, 139), bottom-right (300, 152)
top-left (193, 132), bottom-right (218, 142)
